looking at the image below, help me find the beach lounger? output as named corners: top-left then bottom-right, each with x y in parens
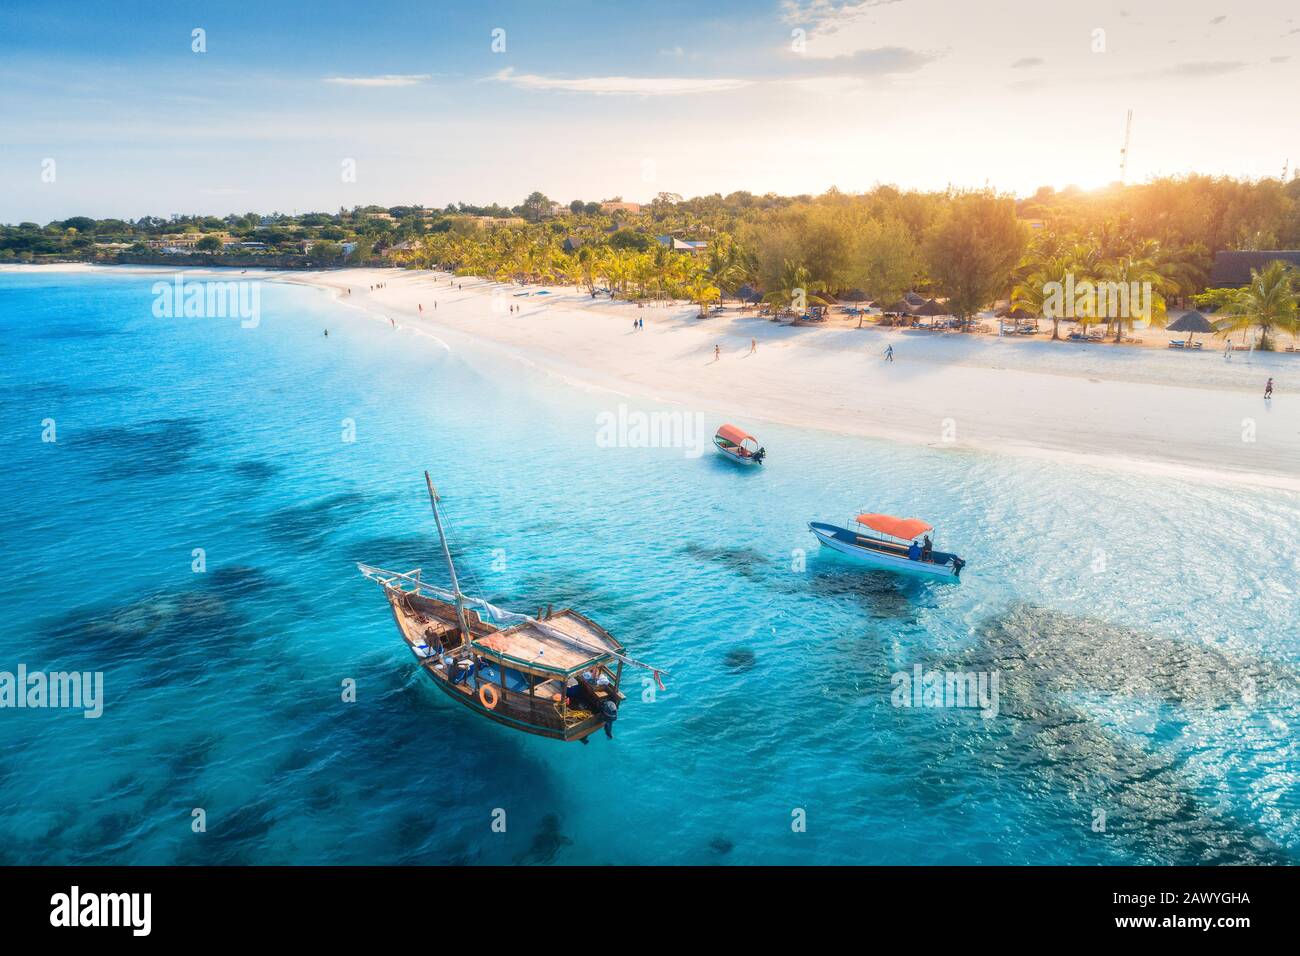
top-left (1168, 341), bottom-right (1185, 348)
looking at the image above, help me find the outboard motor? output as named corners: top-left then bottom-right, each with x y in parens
top-left (753, 446), bottom-right (766, 463)
top-left (951, 556), bottom-right (966, 576)
top-left (601, 700), bottom-right (619, 739)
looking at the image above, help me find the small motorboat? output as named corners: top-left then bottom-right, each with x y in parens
top-left (713, 423), bottom-right (765, 465)
top-left (808, 512), bottom-right (965, 580)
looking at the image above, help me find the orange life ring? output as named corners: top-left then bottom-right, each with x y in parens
top-left (478, 683), bottom-right (500, 710)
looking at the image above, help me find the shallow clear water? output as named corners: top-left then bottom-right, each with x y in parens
top-left (0, 271), bottom-right (1296, 865)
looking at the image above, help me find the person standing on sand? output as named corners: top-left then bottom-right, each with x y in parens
top-left (1265, 377), bottom-right (1274, 399)
top-left (715, 344), bottom-right (721, 362)
top-left (885, 344), bottom-right (894, 362)
top-left (750, 338), bottom-right (757, 354)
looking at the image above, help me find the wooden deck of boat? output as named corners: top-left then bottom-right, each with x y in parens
top-left (478, 610), bottom-right (622, 672)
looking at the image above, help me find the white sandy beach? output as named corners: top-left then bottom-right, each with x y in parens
top-left (9, 263), bottom-right (1300, 492)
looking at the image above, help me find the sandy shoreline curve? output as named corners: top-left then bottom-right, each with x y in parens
top-left (6, 262), bottom-right (1299, 493)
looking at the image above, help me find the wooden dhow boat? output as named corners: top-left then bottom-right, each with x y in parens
top-left (713, 423), bottom-right (765, 465)
top-left (359, 474), bottom-right (667, 743)
top-left (808, 512), bottom-right (966, 581)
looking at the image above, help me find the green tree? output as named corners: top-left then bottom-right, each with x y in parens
top-left (1011, 254), bottom-right (1073, 339)
top-left (762, 261), bottom-right (830, 316)
top-left (1207, 260), bottom-right (1298, 350)
top-left (1098, 252), bottom-right (1169, 342)
top-left (685, 277), bottom-right (721, 317)
top-left (520, 191), bottom-right (553, 222)
top-left (924, 192), bottom-right (1026, 331)
top-left (851, 217), bottom-right (919, 307)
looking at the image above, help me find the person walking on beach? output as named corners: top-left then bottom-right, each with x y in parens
top-left (1265, 377), bottom-right (1274, 399)
top-left (884, 344), bottom-right (894, 362)
top-left (750, 337), bottom-right (757, 354)
top-left (714, 344), bottom-right (721, 362)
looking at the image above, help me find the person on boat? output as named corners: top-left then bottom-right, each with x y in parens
top-left (922, 535), bottom-right (933, 562)
top-left (602, 699), bottom-right (618, 739)
top-left (907, 540), bottom-right (921, 561)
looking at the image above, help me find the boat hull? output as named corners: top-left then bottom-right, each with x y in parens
top-left (713, 438), bottom-right (762, 465)
top-left (385, 588), bottom-right (612, 742)
top-left (808, 522), bottom-right (961, 580)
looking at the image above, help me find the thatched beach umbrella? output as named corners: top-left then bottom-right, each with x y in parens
top-left (883, 299), bottom-right (914, 314)
top-left (912, 298), bottom-right (949, 317)
top-left (997, 305), bottom-right (1035, 319)
top-left (1167, 310), bottom-right (1213, 346)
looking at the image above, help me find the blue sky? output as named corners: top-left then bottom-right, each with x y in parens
top-left (2, 0), bottom-right (1298, 222)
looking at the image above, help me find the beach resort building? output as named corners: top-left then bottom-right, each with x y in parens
top-left (1209, 250), bottom-right (1300, 287)
top-left (655, 235), bottom-right (708, 254)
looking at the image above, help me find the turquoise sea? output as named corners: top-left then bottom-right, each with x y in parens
top-left (0, 270), bottom-right (1296, 865)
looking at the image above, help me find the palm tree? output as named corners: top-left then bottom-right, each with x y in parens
top-left (1151, 241), bottom-right (1210, 308)
top-left (1212, 260), bottom-right (1298, 351)
top-left (602, 249), bottom-right (632, 299)
top-left (1098, 253), bottom-right (1169, 342)
top-left (761, 261), bottom-right (830, 318)
top-left (576, 245), bottom-right (598, 295)
top-left (1011, 254), bottom-right (1073, 340)
top-left (685, 277), bottom-right (721, 317)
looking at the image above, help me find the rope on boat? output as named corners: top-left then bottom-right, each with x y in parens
top-left (357, 563), bottom-right (671, 681)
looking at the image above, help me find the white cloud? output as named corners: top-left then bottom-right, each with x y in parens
top-left (323, 74), bottom-right (431, 87)
top-left (491, 68), bottom-right (750, 96)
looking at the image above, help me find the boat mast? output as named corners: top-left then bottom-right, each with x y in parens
top-left (424, 472), bottom-right (471, 638)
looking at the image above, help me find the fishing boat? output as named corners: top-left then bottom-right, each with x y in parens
top-left (713, 423), bottom-right (765, 465)
top-left (808, 512), bottom-right (966, 580)
top-left (359, 474), bottom-right (667, 743)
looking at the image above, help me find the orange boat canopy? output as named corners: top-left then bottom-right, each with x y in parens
top-left (855, 513), bottom-right (933, 541)
top-left (715, 424), bottom-right (757, 446)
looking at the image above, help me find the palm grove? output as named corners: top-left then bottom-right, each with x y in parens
top-left (6, 174), bottom-right (1300, 347)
